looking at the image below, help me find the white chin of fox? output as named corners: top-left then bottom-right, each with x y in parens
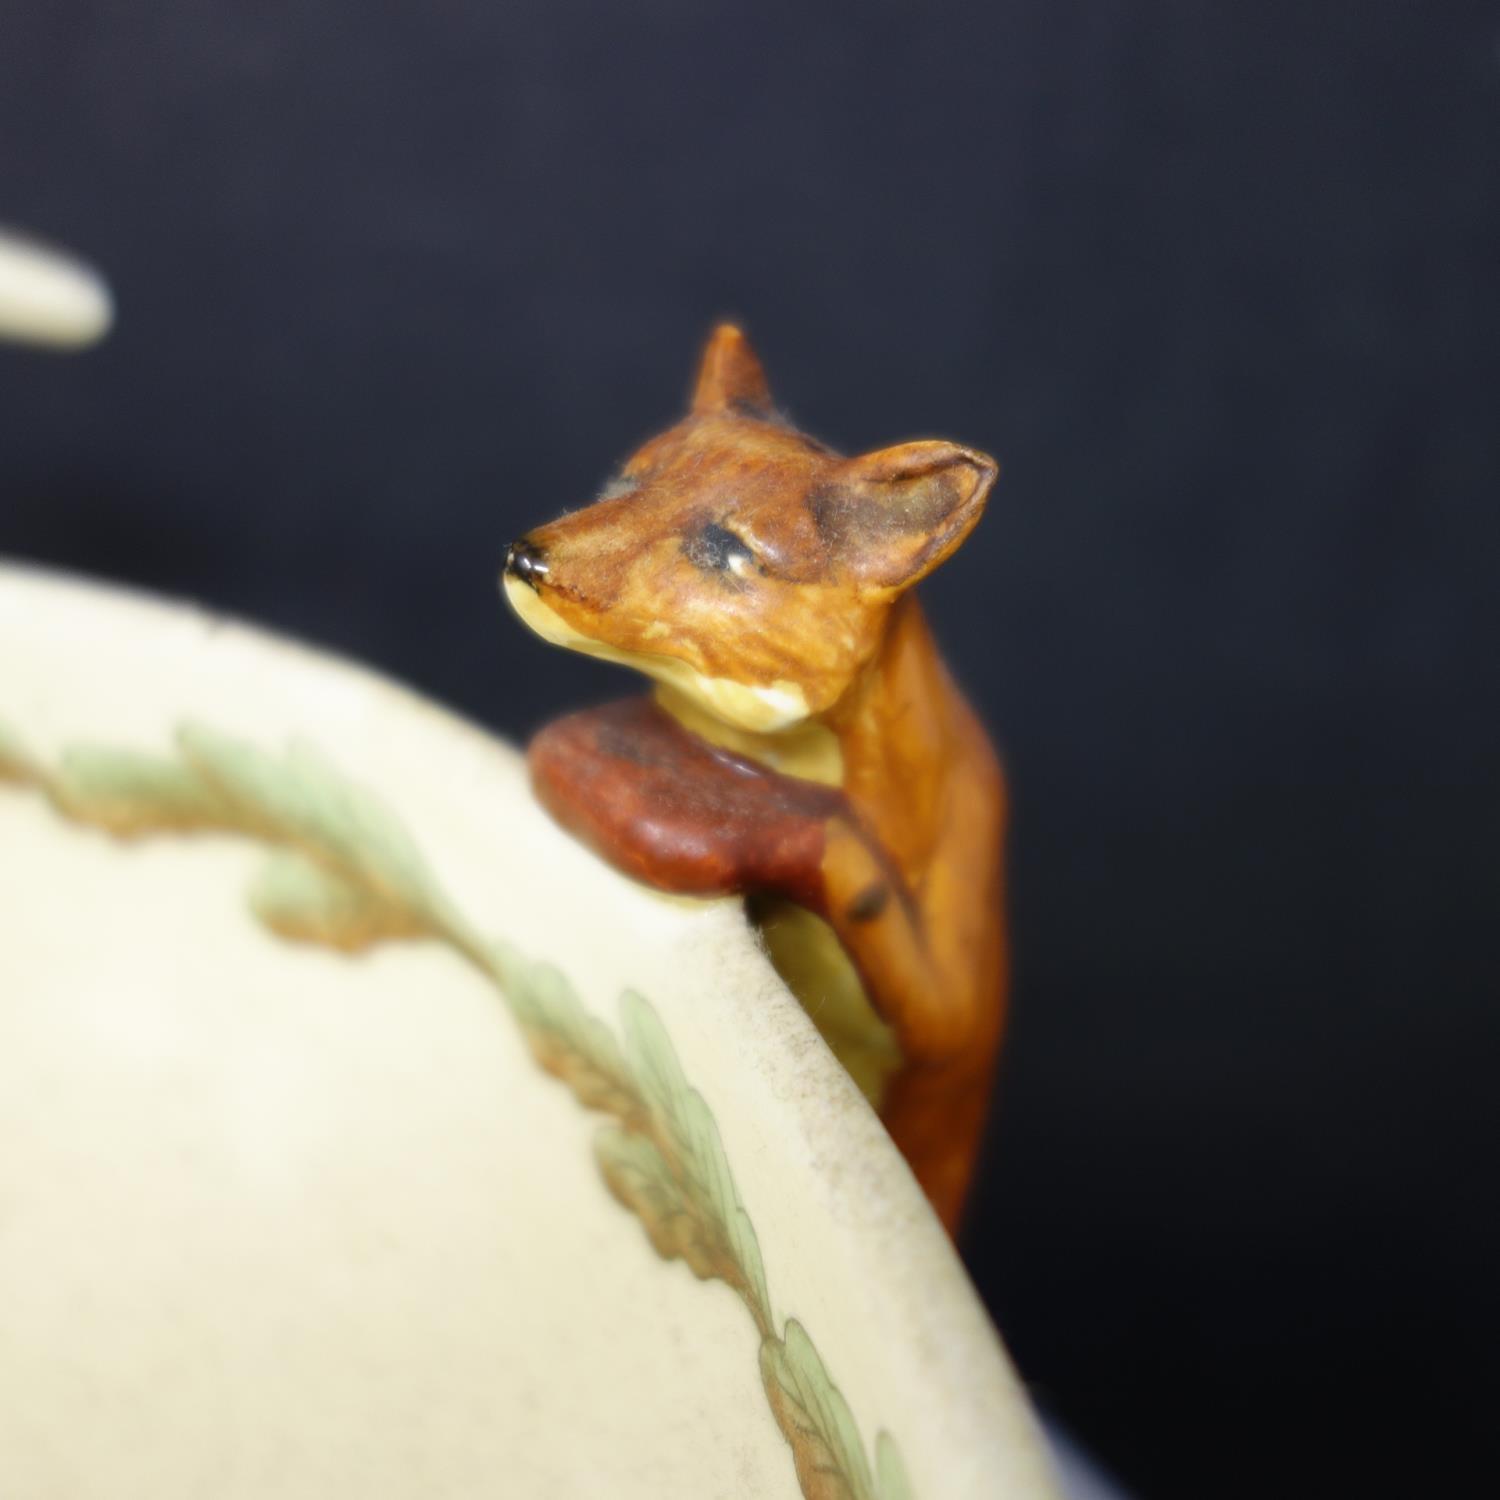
top-left (503, 574), bottom-right (812, 734)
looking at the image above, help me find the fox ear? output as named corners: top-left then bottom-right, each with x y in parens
top-left (692, 323), bottom-right (774, 416)
top-left (815, 441), bottom-right (997, 590)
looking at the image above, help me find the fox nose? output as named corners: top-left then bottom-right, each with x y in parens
top-left (504, 536), bottom-right (549, 588)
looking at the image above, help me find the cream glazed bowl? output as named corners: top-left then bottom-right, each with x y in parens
top-left (0, 562), bottom-right (1061, 1500)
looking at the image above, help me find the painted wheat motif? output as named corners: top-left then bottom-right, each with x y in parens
top-left (0, 718), bottom-right (915, 1500)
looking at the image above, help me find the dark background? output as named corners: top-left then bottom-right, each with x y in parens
top-left (3, 4), bottom-right (1497, 1495)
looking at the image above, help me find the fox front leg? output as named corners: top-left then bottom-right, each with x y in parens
top-left (527, 697), bottom-right (872, 910)
top-left (527, 697), bottom-right (969, 1057)
top-left (529, 697), bottom-right (994, 1232)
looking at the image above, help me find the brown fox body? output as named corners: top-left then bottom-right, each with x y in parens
top-left (503, 325), bottom-right (1007, 1231)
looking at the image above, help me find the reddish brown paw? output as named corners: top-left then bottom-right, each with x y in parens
top-left (527, 699), bottom-right (845, 908)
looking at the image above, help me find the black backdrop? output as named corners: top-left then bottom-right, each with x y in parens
top-left (3, 4), bottom-right (1497, 1496)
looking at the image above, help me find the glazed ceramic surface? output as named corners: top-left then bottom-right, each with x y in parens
top-left (0, 562), bottom-right (1060, 1499)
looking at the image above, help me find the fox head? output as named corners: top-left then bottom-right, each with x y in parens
top-left (503, 324), bottom-right (997, 734)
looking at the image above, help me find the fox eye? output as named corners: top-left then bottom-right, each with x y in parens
top-left (684, 521), bottom-right (757, 579)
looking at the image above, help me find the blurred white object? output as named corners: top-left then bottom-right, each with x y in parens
top-left (0, 226), bottom-right (112, 348)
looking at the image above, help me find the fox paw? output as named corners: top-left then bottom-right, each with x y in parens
top-left (527, 698), bottom-right (845, 907)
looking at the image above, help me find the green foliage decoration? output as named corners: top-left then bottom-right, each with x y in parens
top-left (0, 717), bottom-right (917, 1498)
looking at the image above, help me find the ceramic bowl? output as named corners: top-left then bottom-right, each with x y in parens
top-left (0, 562), bottom-right (1061, 1499)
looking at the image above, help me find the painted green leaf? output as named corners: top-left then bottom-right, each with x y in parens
top-left (620, 989), bottom-right (771, 1324)
top-left (594, 1125), bottom-right (726, 1284)
top-left (50, 745), bottom-right (227, 833)
top-left (250, 849), bottom-right (424, 950)
top-left (622, 987), bottom-right (692, 1135)
top-left (677, 1084), bottom-right (771, 1327)
top-left (482, 938), bottom-right (529, 997)
top-left (0, 719), bottom-right (38, 784)
top-left (762, 1319), bottom-right (875, 1500)
top-left (489, 945), bottom-right (540, 1029)
top-left (177, 726), bottom-right (449, 927)
top-left (874, 1432), bottom-right (915, 1500)
top-left (500, 956), bottom-right (639, 1118)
